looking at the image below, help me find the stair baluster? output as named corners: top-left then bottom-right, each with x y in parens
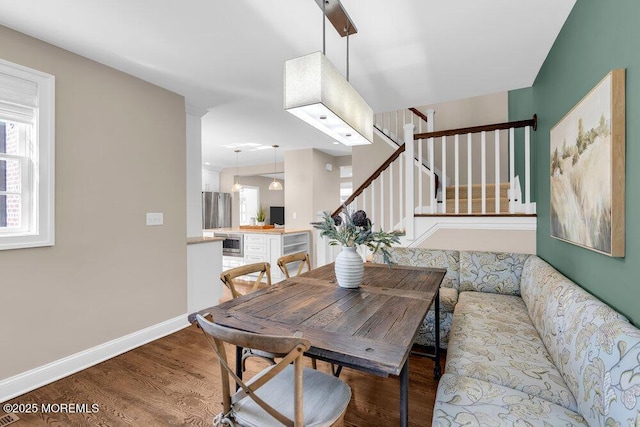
top-left (334, 112), bottom-right (536, 237)
top-left (495, 129), bottom-right (501, 214)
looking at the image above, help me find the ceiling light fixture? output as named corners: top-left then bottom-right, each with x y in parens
top-left (283, 0), bottom-right (373, 146)
top-left (231, 149), bottom-right (243, 192)
top-left (268, 145), bottom-right (283, 191)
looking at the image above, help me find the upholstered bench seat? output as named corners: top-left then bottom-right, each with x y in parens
top-left (446, 292), bottom-right (578, 411)
top-left (377, 248), bottom-right (640, 425)
top-left (432, 254), bottom-right (640, 426)
top-left (433, 373), bottom-right (588, 426)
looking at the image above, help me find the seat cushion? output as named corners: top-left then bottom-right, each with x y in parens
top-left (521, 256), bottom-right (640, 426)
top-left (433, 373), bottom-right (587, 427)
top-left (232, 365), bottom-right (351, 427)
top-left (415, 310), bottom-right (453, 349)
top-left (446, 292), bottom-right (578, 411)
top-left (459, 251), bottom-right (530, 295)
top-left (439, 287), bottom-right (458, 312)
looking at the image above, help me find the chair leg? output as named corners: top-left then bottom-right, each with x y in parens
top-left (331, 364), bottom-right (342, 377)
top-left (311, 358), bottom-right (317, 369)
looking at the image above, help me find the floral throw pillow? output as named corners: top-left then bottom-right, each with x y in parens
top-left (459, 251), bottom-right (530, 295)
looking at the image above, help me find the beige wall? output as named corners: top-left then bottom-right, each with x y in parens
top-left (312, 150), bottom-right (341, 217)
top-left (353, 91), bottom-right (509, 189)
top-left (285, 149), bottom-right (340, 265)
top-left (352, 131), bottom-right (396, 190)
top-left (219, 162), bottom-right (285, 228)
top-left (284, 148), bottom-right (340, 227)
top-left (235, 176), bottom-right (285, 227)
top-left (284, 150), bottom-right (313, 230)
top-left (424, 91), bottom-right (509, 186)
top-left (417, 229), bottom-right (536, 254)
top-left (351, 92), bottom-right (510, 230)
top-left (0, 26), bottom-right (187, 380)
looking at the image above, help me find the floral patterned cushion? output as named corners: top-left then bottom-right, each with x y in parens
top-left (446, 291), bottom-right (578, 411)
top-left (459, 251), bottom-right (530, 295)
top-left (520, 256), bottom-right (640, 426)
top-left (439, 287), bottom-right (458, 313)
top-left (373, 248), bottom-right (460, 289)
top-left (372, 248), bottom-right (460, 350)
top-left (433, 373), bottom-right (588, 427)
top-left (415, 310), bottom-right (452, 349)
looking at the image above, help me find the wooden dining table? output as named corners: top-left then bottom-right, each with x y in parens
top-left (189, 262), bottom-right (445, 427)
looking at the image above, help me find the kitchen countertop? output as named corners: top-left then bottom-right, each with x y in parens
top-left (204, 228), bottom-right (311, 235)
top-left (187, 236), bottom-right (224, 245)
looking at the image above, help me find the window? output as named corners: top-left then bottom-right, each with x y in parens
top-left (340, 165), bottom-right (353, 204)
top-left (239, 186), bottom-right (259, 225)
top-left (0, 59), bottom-right (55, 250)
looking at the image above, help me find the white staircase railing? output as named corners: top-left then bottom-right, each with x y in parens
top-left (412, 115), bottom-right (537, 218)
top-left (334, 110), bottom-right (537, 242)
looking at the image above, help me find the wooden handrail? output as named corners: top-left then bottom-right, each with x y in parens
top-left (414, 114), bottom-right (537, 140)
top-left (332, 144), bottom-right (406, 217)
top-left (334, 113), bottom-right (536, 220)
top-left (409, 107), bottom-right (428, 123)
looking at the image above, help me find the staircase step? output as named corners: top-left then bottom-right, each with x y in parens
top-left (445, 182), bottom-right (509, 200)
top-left (443, 197), bottom-right (510, 214)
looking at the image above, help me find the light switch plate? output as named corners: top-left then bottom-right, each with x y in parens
top-left (146, 212), bottom-right (163, 226)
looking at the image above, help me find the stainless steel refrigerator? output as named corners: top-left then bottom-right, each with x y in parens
top-left (202, 192), bottom-right (232, 229)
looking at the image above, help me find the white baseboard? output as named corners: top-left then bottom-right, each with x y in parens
top-left (0, 314), bottom-right (190, 403)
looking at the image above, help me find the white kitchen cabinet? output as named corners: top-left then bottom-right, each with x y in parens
top-left (243, 231), bottom-right (310, 282)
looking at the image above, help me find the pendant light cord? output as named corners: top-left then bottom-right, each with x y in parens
top-left (322, 0), bottom-right (326, 55)
top-left (235, 149), bottom-right (240, 183)
top-left (345, 23), bottom-right (350, 81)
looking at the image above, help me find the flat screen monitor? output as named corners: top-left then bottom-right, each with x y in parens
top-left (270, 206), bottom-right (284, 225)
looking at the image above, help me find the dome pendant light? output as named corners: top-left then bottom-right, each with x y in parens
top-left (269, 145), bottom-right (283, 191)
top-left (231, 149), bottom-right (243, 192)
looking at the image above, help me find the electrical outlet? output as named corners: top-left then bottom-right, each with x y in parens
top-left (292, 212), bottom-right (297, 219)
top-left (146, 213), bottom-right (163, 226)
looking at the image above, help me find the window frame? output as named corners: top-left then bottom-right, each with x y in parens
top-left (0, 58), bottom-right (55, 250)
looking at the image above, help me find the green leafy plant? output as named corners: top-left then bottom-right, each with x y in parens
top-left (312, 206), bottom-right (401, 265)
top-left (256, 205), bottom-right (266, 223)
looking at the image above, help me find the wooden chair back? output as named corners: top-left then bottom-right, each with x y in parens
top-left (196, 314), bottom-right (310, 427)
top-left (220, 262), bottom-right (271, 299)
top-left (277, 252), bottom-right (311, 279)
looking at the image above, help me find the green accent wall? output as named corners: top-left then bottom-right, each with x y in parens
top-left (509, 0), bottom-right (640, 326)
top-left (509, 0), bottom-right (639, 326)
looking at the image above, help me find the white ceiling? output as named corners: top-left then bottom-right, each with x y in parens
top-left (0, 0), bottom-right (575, 169)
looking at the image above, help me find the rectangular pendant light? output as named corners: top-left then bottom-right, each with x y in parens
top-left (284, 51), bottom-right (373, 146)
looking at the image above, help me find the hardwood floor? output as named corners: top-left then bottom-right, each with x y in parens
top-left (3, 324), bottom-right (440, 426)
top-left (4, 279), bottom-right (439, 425)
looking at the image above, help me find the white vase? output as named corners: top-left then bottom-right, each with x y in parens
top-left (335, 246), bottom-right (364, 288)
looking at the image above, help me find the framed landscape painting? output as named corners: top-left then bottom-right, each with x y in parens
top-left (550, 69), bottom-right (625, 257)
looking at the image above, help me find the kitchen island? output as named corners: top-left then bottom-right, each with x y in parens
top-left (204, 228), bottom-right (310, 282)
top-left (204, 227), bottom-right (311, 235)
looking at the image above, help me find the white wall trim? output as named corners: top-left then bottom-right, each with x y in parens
top-left (0, 314), bottom-right (190, 403)
top-left (407, 216), bottom-right (537, 248)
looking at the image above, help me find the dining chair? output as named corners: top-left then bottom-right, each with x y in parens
top-left (220, 262), bottom-right (272, 300)
top-left (277, 252), bottom-right (311, 279)
top-left (220, 262), bottom-right (276, 369)
top-left (276, 252), bottom-right (318, 370)
top-left (196, 314), bottom-right (351, 427)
